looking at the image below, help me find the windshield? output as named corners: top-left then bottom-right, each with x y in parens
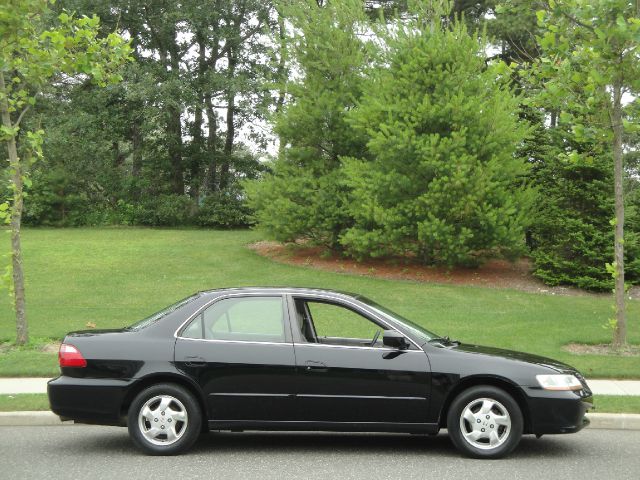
top-left (127, 293), bottom-right (201, 331)
top-left (356, 295), bottom-right (438, 343)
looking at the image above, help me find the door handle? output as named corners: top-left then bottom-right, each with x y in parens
top-left (304, 360), bottom-right (328, 372)
top-left (184, 356), bottom-right (206, 367)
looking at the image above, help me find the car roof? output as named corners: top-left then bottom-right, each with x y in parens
top-left (198, 286), bottom-right (361, 300)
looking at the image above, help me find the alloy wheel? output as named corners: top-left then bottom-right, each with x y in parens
top-left (458, 397), bottom-right (511, 450)
top-left (138, 395), bottom-right (189, 446)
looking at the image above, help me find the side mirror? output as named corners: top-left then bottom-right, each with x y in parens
top-left (383, 330), bottom-right (409, 350)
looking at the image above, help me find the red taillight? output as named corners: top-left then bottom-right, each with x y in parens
top-left (59, 343), bottom-right (87, 368)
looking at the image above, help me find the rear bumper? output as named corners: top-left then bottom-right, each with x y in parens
top-left (524, 387), bottom-right (593, 435)
top-left (47, 376), bottom-right (134, 426)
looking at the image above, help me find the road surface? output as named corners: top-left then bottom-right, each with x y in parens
top-left (2, 426), bottom-right (638, 479)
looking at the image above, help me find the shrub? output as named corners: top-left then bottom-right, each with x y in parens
top-left (197, 189), bottom-right (253, 228)
top-left (133, 194), bottom-right (194, 227)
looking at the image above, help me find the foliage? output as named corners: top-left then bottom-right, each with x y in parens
top-left (247, 0), bottom-right (371, 248)
top-left (529, 146), bottom-right (640, 290)
top-left (22, 0), bottom-right (276, 227)
top-left (133, 195), bottom-right (194, 227)
top-left (0, 0), bottom-right (131, 344)
top-left (531, 0), bottom-right (640, 345)
top-left (340, 13), bottom-right (531, 267)
top-left (197, 188), bottom-right (254, 228)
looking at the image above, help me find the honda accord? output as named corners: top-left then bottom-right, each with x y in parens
top-left (48, 287), bottom-right (592, 458)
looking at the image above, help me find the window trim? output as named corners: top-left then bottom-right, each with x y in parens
top-left (174, 293), bottom-right (292, 344)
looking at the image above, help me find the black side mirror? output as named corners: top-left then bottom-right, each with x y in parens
top-left (382, 330), bottom-right (409, 350)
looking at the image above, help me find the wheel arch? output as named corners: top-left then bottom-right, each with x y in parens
top-left (120, 373), bottom-right (208, 429)
top-left (438, 375), bottom-right (532, 434)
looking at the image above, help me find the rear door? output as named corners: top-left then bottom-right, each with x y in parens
top-left (174, 294), bottom-right (296, 422)
top-left (289, 296), bottom-right (431, 425)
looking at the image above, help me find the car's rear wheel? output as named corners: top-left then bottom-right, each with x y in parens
top-left (128, 383), bottom-right (202, 455)
top-left (446, 385), bottom-right (523, 459)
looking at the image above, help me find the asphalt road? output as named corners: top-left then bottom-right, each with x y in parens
top-left (2, 426), bottom-right (638, 480)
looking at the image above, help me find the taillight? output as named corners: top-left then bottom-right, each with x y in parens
top-left (59, 343), bottom-right (87, 368)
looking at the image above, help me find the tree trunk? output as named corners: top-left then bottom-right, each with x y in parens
top-left (612, 81), bottom-right (626, 348)
top-left (130, 121), bottom-right (142, 200)
top-left (0, 72), bottom-right (28, 345)
top-left (202, 92), bottom-right (218, 194)
top-left (220, 47), bottom-right (237, 191)
top-left (275, 10), bottom-right (287, 158)
top-left (167, 107), bottom-right (184, 195)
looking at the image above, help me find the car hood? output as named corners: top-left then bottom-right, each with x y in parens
top-left (449, 342), bottom-right (577, 373)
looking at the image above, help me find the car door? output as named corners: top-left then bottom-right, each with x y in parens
top-left (174, 294), bottom-right (296, 422)
top-left (288, 295), bottom-right (431, 425)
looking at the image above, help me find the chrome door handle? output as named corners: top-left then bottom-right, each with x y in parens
top-left (304, 360), bottom-right (328, 372)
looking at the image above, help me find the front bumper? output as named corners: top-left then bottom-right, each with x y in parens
top-left (524, 386), bottom-right (593, 435)
top-left (48, 376), bottom-right (135, 426)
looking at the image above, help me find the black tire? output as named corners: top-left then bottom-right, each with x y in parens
top-left (127, 383), bottom-right (202, 455)
top-left (446, 385), bottom-right (523, 459)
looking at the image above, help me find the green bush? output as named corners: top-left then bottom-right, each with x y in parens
top-left (23, 168), bottom-right (101, 227)
top-left (133, 194), bottom-right (194, 227)
top-left (197, 189), bottom-right (253, 228)
top-left (529, 152), bottom-right (640, 290)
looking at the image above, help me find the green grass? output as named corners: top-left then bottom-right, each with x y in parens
top-left (1, 393), bottom-right (639, 414)
top-left (594, 395), bottom-right (640, 414)
top-left (0, 394), bottom-right (50, 411)
top-left (0, 228), bottom-right (639, 377)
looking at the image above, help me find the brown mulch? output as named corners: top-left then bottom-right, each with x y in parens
top-left (249, 240), bottom-right (640, 298)
top-left (563, 343), bottom-right (640, 356)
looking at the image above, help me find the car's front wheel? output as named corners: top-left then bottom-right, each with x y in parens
top-left (128, 383), bottom-right (202, 455)
top-left (447, 385), bottom-right (523, 459)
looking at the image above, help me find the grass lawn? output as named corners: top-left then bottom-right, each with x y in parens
top-left (0, 394), bottom-right (50, 412)
top-left (1, 393), bottom-right (639, 414)
top-left (594, 395), bottom-right (640, 414)
top-left (0, 228), bottom-right (639, 377)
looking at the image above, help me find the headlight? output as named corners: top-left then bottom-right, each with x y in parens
top-left (536, 374), bottom-right (582, 391)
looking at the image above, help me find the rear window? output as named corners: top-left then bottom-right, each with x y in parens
top-left (127, 294), bottom-right (201, 331)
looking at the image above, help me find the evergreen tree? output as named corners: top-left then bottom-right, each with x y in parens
top-left (247, 0), bottom-right (370, 248)
top-left (340, 14), bottom-right (531, 266)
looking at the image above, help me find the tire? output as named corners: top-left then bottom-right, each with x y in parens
top-left (446, 385), bottom-right (523, 459)
top-left (128, 383), bottom-right (202, 455)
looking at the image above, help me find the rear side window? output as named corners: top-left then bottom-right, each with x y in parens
top-left (128, 294), bottom-right (200, 331)
top-left (180, 296), bottom-right (286, 343)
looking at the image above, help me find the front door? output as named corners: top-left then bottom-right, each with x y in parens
top-left (174, 294), bottom-right (296, 421)
top-left (289, 296), bottom-right (431, 425)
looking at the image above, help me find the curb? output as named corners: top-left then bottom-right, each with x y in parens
top-left (587, 413), bottom-right (640, 430)
top-left (1, 411), bottom-right (639, 430)
top-left (0, 411), bottom-right (72, 426)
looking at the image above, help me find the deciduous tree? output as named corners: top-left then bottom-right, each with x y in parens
top-left (0, 0), bottom-right (130, 344)
top-left (534, 0), bottom-right (640, 347)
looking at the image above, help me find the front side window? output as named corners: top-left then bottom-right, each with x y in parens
top-left (294, 299), bottom-right (386, 348)
top-left (180, 296), bottom-right (285, 343)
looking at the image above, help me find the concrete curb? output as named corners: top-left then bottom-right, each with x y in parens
top-left (1, 411), bottom-right (639, 430)
top-left (587, 413), bottom-right (640, 430)
top-left (0, 411), bottom-right (72, 426)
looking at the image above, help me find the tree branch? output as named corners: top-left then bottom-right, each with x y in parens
top-left (13, 105), bottom-right (30, 128)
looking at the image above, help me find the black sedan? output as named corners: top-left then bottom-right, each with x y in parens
top-left (48, 287), bottom-right (592, 459)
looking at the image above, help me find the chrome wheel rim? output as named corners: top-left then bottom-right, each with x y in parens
top-left (138, 395), bottom-right (188, 446)
top-left (459, 397), bottom-right (511, 450)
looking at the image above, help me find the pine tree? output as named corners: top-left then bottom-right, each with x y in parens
top-left (340, 14), bottom-right (531, 266)
top-left (246, 0), bottom-right (370, 249)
